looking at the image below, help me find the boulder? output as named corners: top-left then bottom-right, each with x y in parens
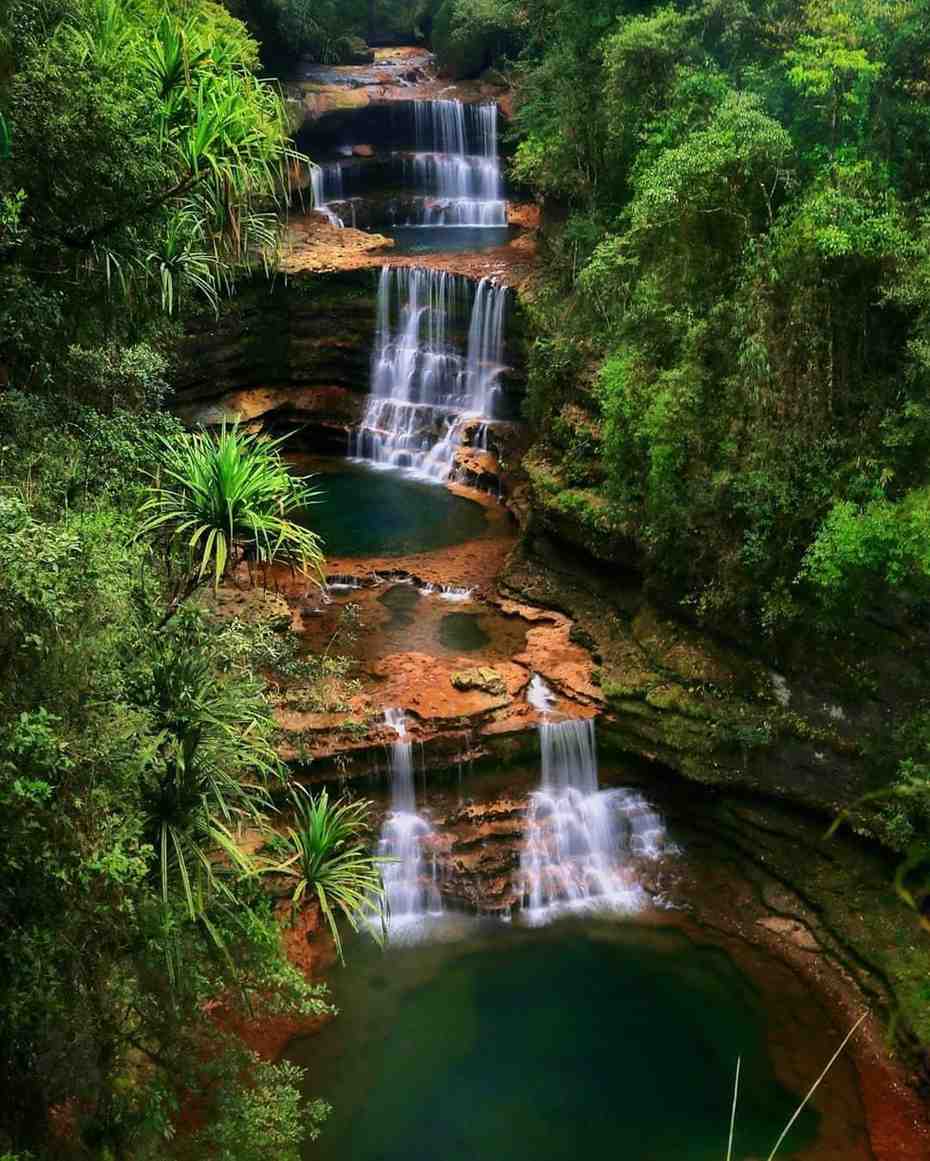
top-left (451, 667), bottom-right (507, 696)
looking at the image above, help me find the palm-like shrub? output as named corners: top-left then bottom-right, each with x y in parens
top-left (140, 422), bottom-right (325, 601)
top-left (275, 787), bottom-right (387, 962)
top-left (137, 614), bottom-right (280, 936)
top-left (59, 0), bottom-right (306, 312)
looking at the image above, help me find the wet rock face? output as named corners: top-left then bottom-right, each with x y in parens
top-left (174, 268), bottom-right (378, 452)
top-left (436, 795), bottom-right (527, 913)
top-left (498, 530), bottom-right (902, 823)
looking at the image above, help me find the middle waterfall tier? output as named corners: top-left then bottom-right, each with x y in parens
top-left (351, 266), bottom-right (509, 481)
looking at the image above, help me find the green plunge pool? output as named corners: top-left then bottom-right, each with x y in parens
top-left (287, 919), bottom-right (818, 1161)
top-left (297, 461), bottom-right (488, 558)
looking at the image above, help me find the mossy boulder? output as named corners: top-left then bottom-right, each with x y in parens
top-left (451, 667), bottom-right (507, 696)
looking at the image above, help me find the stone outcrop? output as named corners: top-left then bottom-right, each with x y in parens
top-left (450, 666), bottom-right (507, 696)
top-left (499, 530), bottom-right (895, 822)
top-left (174, 268), bottom-right (378, 452)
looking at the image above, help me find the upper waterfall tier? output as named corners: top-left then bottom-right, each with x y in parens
top-left (408, 100), bottom-right (505, 227)
top-left (351, 266), bottom-right (509, 481)
top-left (310, 99), bottom-right (507, 230)
top-left (413, 100), bottom-right (497, 156)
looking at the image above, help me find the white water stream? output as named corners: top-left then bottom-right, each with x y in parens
top-left (350, 265), bottom-right (508, 479)
top-left (377, 709), bottom-right (443, 933)
top-left (404, 100), bottom-right (506, 227)
top-left (520, 678), bottom-right (669, 923)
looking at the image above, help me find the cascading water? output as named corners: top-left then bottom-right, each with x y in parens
top-left (404, 100), bottom-right (506, 227)
top-left (311, 163), bottom-right (345, 228)
top-left (377, 709), bottom-right (443, 932)
top-left (350, 265), bottom-right (508, 479)
top-left (520, 677), bottom-right (670, 924)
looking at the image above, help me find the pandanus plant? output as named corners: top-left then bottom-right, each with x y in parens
top-left (59, 0), bottom-right (307, 313)
top-left (138, 612), bottom-right (281, 979)
top-left (139, 421), bottom-right (325, 616)
top-left (274, 786), bottom-right (388, 963)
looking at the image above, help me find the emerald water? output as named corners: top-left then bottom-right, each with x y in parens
top-left (438, 611), bottom-right (490, 651)
top-left (301, 461), bottom-right (488, 556)
top-left (387, 225), bottom-right (517, 255)
top-left (288, 919), bottom-right (817, 1161)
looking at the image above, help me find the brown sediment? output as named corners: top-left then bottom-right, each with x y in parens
top-left (279, 215), bottom-right (396, 274)
top-left (251, 470), bottom-right (607, 765)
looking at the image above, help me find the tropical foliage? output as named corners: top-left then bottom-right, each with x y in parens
top-left (0, 0), bottom-right (302, 387)
top-left (274, 786), bottom-right (387, 962)
top-left (511, 0), bottom-right (930, 640)
top-left (430, 0), bottom-right (524, 78)
top-left (226, 0), bottom-right (426, 65)
top-left (140, 421), bottom-right (325, 604)
top-left (0, 4), bottom-right (338, 1151)
top-left (504, 0), bottom-right (930, 889)
top-left (0, 467), bottom-right (330, 1158)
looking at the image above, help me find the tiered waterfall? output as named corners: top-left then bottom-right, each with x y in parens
top-left (403, 99), bottom-right (506, 227)
top-left (351, 265), bottom-right (508, 479)
top-left (520, 678), bottom-right (669, 923)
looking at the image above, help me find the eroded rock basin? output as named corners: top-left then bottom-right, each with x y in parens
top-left (284, 758), bottom-right (928, 1161)
top-left (287, 921), bottom-right (839, 1161)
top-left (249, 461), bottom-right (601, 766)
top-left (299, 458), bottom-right (491, 557)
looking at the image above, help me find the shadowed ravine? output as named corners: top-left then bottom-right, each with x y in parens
top-left (11, 8), bottom-right (930, 1161)
top-left (270, 49), bottom-right (923, 1161)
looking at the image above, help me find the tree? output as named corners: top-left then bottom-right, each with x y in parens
top-left (0, 404), bottom-right (331, 1159)
top-left (0, 0), bottom-right (304, 384)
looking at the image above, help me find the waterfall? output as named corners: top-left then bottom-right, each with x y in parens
top-left (351, 266), bottom-right (508, 480)
top-left (519, 679), bottom-right (669, 923)
top-left (418, 583), bottom-right (474, 601)
top-left (377, 709), bottom-right (443, 931)
top-left (310, 163), bottom-right (344, 228)
top-left (404, 100), bottom-right (506, 228)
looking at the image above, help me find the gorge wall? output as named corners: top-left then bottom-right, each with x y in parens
top-left (174, 270), bottom-right (377, 453)
top-left (170, 51), bottom-right (930, 1086)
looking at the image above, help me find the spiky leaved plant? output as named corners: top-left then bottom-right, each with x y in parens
top-left (139, 421), bottom-right (325, 614)
top-left (274, 786), bottom-right (387, 963)
top-left (136, 609), bottom-right (282, 981)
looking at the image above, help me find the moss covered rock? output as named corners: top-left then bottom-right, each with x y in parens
top-left (451, 667), bottom-right (507, 696)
